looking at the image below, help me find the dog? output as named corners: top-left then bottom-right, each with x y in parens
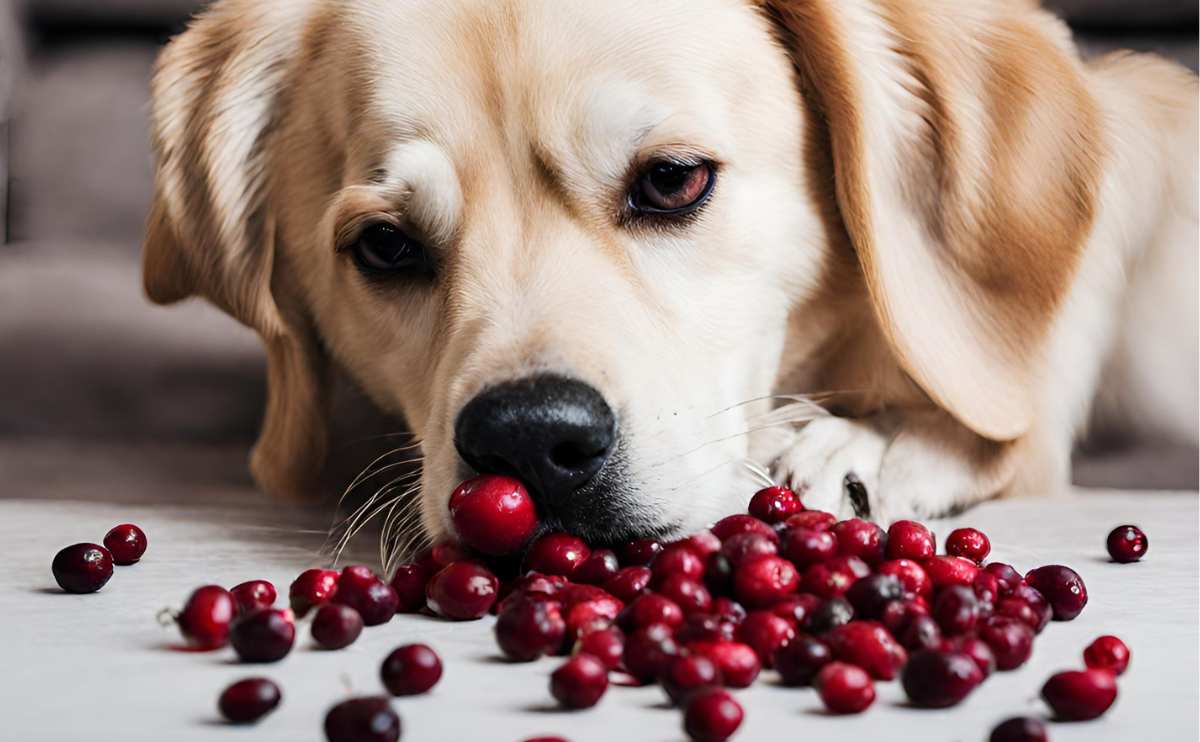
top-left (142, 0), bottom-right (1198, 549)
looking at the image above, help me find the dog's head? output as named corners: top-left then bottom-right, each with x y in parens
top-left (144, 0), bottom-right (1099, 542)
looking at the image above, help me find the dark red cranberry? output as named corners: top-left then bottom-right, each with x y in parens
top-left (734, 555), bottom-right (799, 608)
top-left (623, 593), bottom-right (685, 629)
top-left (784, 510), bottom-right (836, 531)
top-left (231, 580), bottom-right (277, 616)
top-left (1041, 669), bottom-right (1118, 720)
top-left (449, 474), bottom-right (537, 555)
top-left (720, 532), bottom-right (778, 566)
top-left (703, 553), bottom-right (735, 595)
top-left (178, 585), bottom-right (236, 649)
top-left (807, 597), bottom-right (854, 634)
top-left (231, 609), bottom-right (295, 663)
top-left (495, 598), bottom-right (566, 661)
top-left (921, 556), bottom-right (979, 588)
top-left (989, 717), bottom-right (1048, 742)
top-left (550, 653), bottom-right (608, 709)
top-left (736, 611), bottom-right (795, 667)
top-left (885, 520), bottom-right (936, 560)
top-left (289, 568), bottom-right (339, 618)
top-left (1084, 635), bottom-right (1130, 675)
top-left (218, 677), bottom-right (281, 723)
top-left (898, 614), bottom-right (942, 652)
top-left (103, 524), bottom-right (147, 566)
top-left (310, 603), bottom-right (363, 650)
top-left (944, 527), bottom-right (990, 563)
top-left (381, 643), bottom-right (443, 695)
top-left (933, 585), bottom-right (980, 635)
top-left (52, 543), bottom-right (113, 594)
top-left (771, 594), bottom-right (820, 627)
top-left (575, 626), bottom-right (624, 670)
top-left (978, 616), bottom-right (1034, 671)
top-left (389, 563), bottom-right (431, 613)
top-left (603, 566), bottom-right (652, 602)
top-left (995, 597), bottom-right (1041, 632)
top-left (710, 514), bottom-right (778, 544)
top-left (573, 549), bottom-right (620, 585)
top-left (620, 538), bottom-right (663, 566)
top-left (418, 541), bottom-right (471, 572)
top-left (677, 530), bottom-right (724, 559)
top-left (1106, 524), bottom-right (1148, 563)
top-left (658, 575), bottom-right (713, 615)
top-left (1011, 582), bottom-right (1053, 632)
top-left (564, 600), bottom-right (620, 642)
top-left (623, 623), bottom-right (682, 681)
top-left (426, 562), bottom-right (499, 619)
top-left (511, 571), bottom-right (569, 597)
top-left (901, 649), bottom-right (984, 707)
top-left (661, 654), bottom-right (724, 705)
top-left (333, 572), bottom-right (398, 627)
top-left (748, 485), bottom-right (802, 523)
top-left (527, 533), bottom-right (591, 577)
top-left (877, 558), bottom-right (933, 599)
top-left (1025, 565), bottom-right (1088, 621)
top-left (881, 598), bottom-right (929, 636)
top-left (972, 571), bottom-right (1000, 606)
top-left (831, 518), bottom-right (886, 565)
top-left (685, 640), bottom-right (761, 688)
top-left (846, 574), bottom-right (904, 619)
top-left (942, 635), bottom-right (996, 677)
top-left (984, 562), bottom-right (1022, 594)
top-left (782, 528), bottom-right (838, 568)
top-left (774, 633), bottom-right (832, 686)
top-left (677, 613), bottom-right (737, 644)
top-left (802, 562), bottom-right (855, 599)
top-left (826, 621), bottom-right (908, 680)
top-left (712, 597), bottom-right (747, 625)
top-left (324, 697), bottom-right (400, 742)
top-left (652, 544), bottom-right (706, 585)
top-left (683, 688), bottom-right (743, 742)
top-left (815, 662), bottom-right (875, 714)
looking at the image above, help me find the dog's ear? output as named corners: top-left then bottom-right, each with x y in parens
top-left (143, 2), bottom-right (328, 498)
top-left (763, 0), bottom-right (1104, 441)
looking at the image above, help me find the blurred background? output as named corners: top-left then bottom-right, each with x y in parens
top-left (0, 0), bottom-right (1196, 508)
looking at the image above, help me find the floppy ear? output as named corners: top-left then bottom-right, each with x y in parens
top-left (143, 1), bottom-right (328, 498)
top-left (763, 0), bottom-right (1104, 441)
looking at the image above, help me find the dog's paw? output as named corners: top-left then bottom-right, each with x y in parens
top-left (770, 417), bottom-right (887, 520)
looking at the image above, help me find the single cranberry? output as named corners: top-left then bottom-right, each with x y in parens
top-left (218, 677), bottom-right (281, 723)
top-left (565, 603), bottom-right (618, 645)
top-left (942, 635), bottom-right (996, 677)
top-left (495, 598), bottom-right (566, 661)
top-left (661, 654), bottom-right (724, 705)
top-left (702, 553), bottom-right (734, 595)
top-left (333, 573), bottom-right (398, 627)
top-left (901, 649), bottom-right (984, 708)
top-left (1025, 565), bottom-right (1088, 621)
top-left (677, 613), bottom-right (737, 644)
top-left (802, 562), bottom-right (855, 599)
top-left (289, 568), bottom-right (339, 618)
top-left (575, 626), bottom-right (624, 670)
top-left (1106, 525), bottom-right (1148, 563)
top-left (921, 556), bottom-right (979, 588)
top-left (231, 580), bottom-right (277, 616)
top-left (659, 575), bottom-right (713, 615)
top-left (550, 653), bottom-right (609, 709)
top-left (1011, 582), bottom-right (1053, 632)
top-left (972, 572), bottom-right (1000, 606)
top-left (826, 621), bottom-right (908, 680)
top-left (103, 524), bottom-right (148, 566)
top-left (845, 574), bottom-right (904, 619)
top-left (389, 564), bottom-right (431, 613)
top-left (877, 559), bottom-right (933, 599)
top-left (178, 585), bottom-right (236, 649)
top-left (734, 555), bottom-right (799, 608)
top-left (231, 609), bottom-right (295, 663)
top-left (323, 697), bottom-right (400, 742)
top-left (622, 593), bottom-right (685, 629)
top-left (710, 514), bottom-right (779, 544)
top-left (984, 562), bottom-right (1022, 594)
top-left (1084, 635), bottom-right (1131, 675)
top-left (683, 688), bottom-right (743, 742)
top-left (1041, 669), bottom-right (1118, 720)
top-left (573, 549), bottom-right (620, 585)
top-left (806, 597), bottom-right (854, 634)
top-left (944, 527), bottom-right (990, 563)
top-left (898, 614), bottom-right (943, 652)
top-left (989, 717), bottom-right (1049, 742)
top-left (419, 541), bottom-right (471, 572)
top-left (978, 616), bottom-right (1035, 671)
top-left (772, 594), bottom-right (820, 627)
top-left (881, 598), bottom-right (929, 636)
top-left (512, 572), bottom-right (569, 597)
top-left (652, 544), bottom-right (706, 584)
top-left (449, 475), bottom-right (538, 555)
top-left (831, 519), bottom-right (886, 565)
top-left (526, 533), bottom-right (591, 577)
top-left (712, 597), bottom-right (748, 625)
top-left (995, 598), bottom-right (1040, 632)
top-left (933, 585), bottom-right (980, 635)
top-left (623, 623), bottom-right (682, 681)
top-left (686, 640), bottom-right (761, 688)
top-left (52, 543), bottom-right (114, 594)
top-left (748, 485), bottom-right (802, 523)
top-left (815, 662), bottom-right (876, 714)
top-left (720, 532), bottom-right (779, 566)
top-left (603, 566), bottom-right (652, 602)
top-left (782, 528), bottom-right (838, 568)
top-left (677, 530), bottom-right (724, 559)
top-left (381, 643), bottom-right (443, 695)
top-left (886, 520), bottom-right (936, 560)
top-left (310, 603), bottom-right (364, 650)
top-left (426, 562), bottom-right (499, 620)
top-left (736, 611), bottom-right (795, 667)
top-left (784, 510), bottom-right (836, 531)
top-left (620, 538), bottom-right (664, 566)
top-left (774, 633), bottom-right (832, 686)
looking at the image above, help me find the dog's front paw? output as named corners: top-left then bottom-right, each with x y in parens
top-left (770, 417), bottom-right (886, 520)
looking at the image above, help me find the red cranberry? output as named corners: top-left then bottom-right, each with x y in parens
top-left (712, 597), bottom-right (748, 625)
top-left (659, 575), bottom-right (713, 615)
top-left (826, 621), bottom-right (908, 680)
top-left (720, 532), bottom-right (778, 566)
top-left (333, 572), bottom-right (398, 627)
top-left (686, 640), bottom-right (761, 687)
top-left (389, 563), bottom-right (431, 613)
top-left (734, 555), bottom-right (799, 608)
top-left (449, 474), bottom-right (538, 555)
top-left (311, 603), bottom-right (363, 650)
top-left (231, 580), bottom-right (277, 616)
top-left (1084, 635), bottom-right (1130, 675)
top-left (978, 616), bottom-right (1034, 671)
top-left (886, 520), bottom-right (936, 560)
top-left (661, 654), bottom-right (724, 705)
top-left (736, 611), bottom-right (795, 667)
top-left (984, 562), bottom-right (1022, 594)
top-left (496, 598), bottom-right (566, 661)
top-left (677, 613), bottom-right (737, 644)
top-left (921, 556), bottom-right (979, 588)
top-left (748, 485), bottom-right (802, 523)
top-left (877, 558), bottom-right (933, 599)
top-left (942, 635), bottom-right (996, 677)
top-left (831, 518), bottom-right (886, 565)
top-left (620, 538), bottom-right (663, 566)
top-left (990, 717), bottom-right (1049, 742)
top-left (562, 591), bottom-right (622, 640)
top-left (289, 568), bottom-right (339, 618)
top-left (218, 677), bottom-right (281, 723)
top-left (231, 609), bottom-right (295, 663)
top-left (898, 614), bottom-right (943, 652)
top-left (652, 544), bottom-right (706, 585)
top-left (103, 524), bottom-right (147, 566)
top-left (677, 530), bottom-right (724, 559)
top-left (550, 653), bottom-right (608, 709)
top-left (426, 562), bottom-right (499, 619)
top-left (933, 585), bottom-right (980, 635)
top-left (512, 571), bottom-right (569, 597)
top-left (1011, 582), bottom-right (1053, 632)
top-left (52, 543), bottom-right (113, 594)
top-left (815, 662), bottom-right (876, 714)
top-left (972, 572), bottom-right (1000, 606)
top-left (802, 562), bottom-right (855, 599)
top-left (784, 510), bottom-right (836, 531)
top-left (807, 597), bottom-right (854, 634)
top-left (845, 574), bottom-right (904, 619)
top-left (995, 598), bottom-right (1040, 632)
top-left (324, 697), bottom-right (400, 742)
top-left (623, 593), bottom-right (684, 629)
top-left (573, 549), bottom-right (620, 585)
top-left (774, 633), bottom-right (832, 686)
top-left (1025, 565), bottom-right (1088, 621)
top-left (944, 527), bottom-right (990, 563)
top-left (901, 649), bottom-right (984, 707)
top-left (381, 643), bottom-right (442, 695)
top-left (575, 626), bottom-right (624, 670)
top-left (683, 688), bottom-right (743, 742)
top-left (782, 528), bottom-right (837, 568)
top-left (527, 533), bottom-right (591, 577)
top-left (623, 623), bottom-right (682, 681)
top-left (1041, 668), bottom-right (1118, 720)
top-left (603, 566), bottom-right (652, 602)
top-left (710, 514), bottom-right (778, 544)
top-left (418, 541), bottom-right (470, 572)
top-left (178, 585), bottom-right (235, 649)
top-left (1107, 524), bottom-right (1148, 563)
top-left (881, 598), bottom-right (929, 636)
top-left (771, 594), bottom-right (820, 627)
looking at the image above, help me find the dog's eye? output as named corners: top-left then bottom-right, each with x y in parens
top-left (630, 160), bottom-right (715, 216)
top-left (351, 223), bottom-right (431, 277)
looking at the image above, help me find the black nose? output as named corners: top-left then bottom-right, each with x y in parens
top-left (454, 374), bottom-right (616, 503)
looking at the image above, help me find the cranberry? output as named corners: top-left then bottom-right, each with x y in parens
top-left (972, 572), bottom-right (1000, 606)
top-left (1011, 582), bottom-right (1053, 631)
top-left (989, 717), bottom-right (1049, 742)
top-left (561, 593), bottom-right (621, 641)
top-left (826, 621), bottom-right (907, 680)
top-left (702, 553), bottom-right (734, 596)
top-left (449, 474), bottom-right (537, 555)
top-left (886, 520), bottom-right (936, 560)
top-left (734, 555), bottom-right (799, 608)
top-left (550, 653), bottom-right (608, 709)
top-left (978, 616), bottom-right (1034, 671)
top-left (662, 654), bottom-right (724, 705)
top-left (782, 528), bottom-right (838, 568)
top-left (426, 562), bottom-right (499, 620)
top-left (1025, 565), bottom-right (1088, 621)
top-left (419, 541), bottom-right (470, 572)
top-left (995, 598), bottom-right (1040, 632)
top-left (846, 574), bottom-right (904, 619)
top-left (323, 697), bottom-right (400, 742)
top-left (720, 532), bottom-right (778, 566)
top-left (620, 538), bottom-right (663, 566)
top-left (815, 662), bottom-right (876, 714)
top-left (1107, 524), bottom-right (1148, 563)
top-left (683, 688), bottom-right (743, 742)
top-left (748, 485), bottom-right (802, 523)
top-left (802, 562), bottom-right (855, 599)
top-left (942, 635), bottom-right (996, 677)
top-left (309, 603), bottom-right (363, 650)
top-left (784, 510), bottom-right (836, 531)
top-left (806, 597), bottom-right (854, 634)
top-left (677, 530), bottom-right (723, 559)
top-left (1041, 668), bottom-right (1118, 720)
top-left (831, 518), bottom-right (886, 565)
top-left (933, 585), bottom-right (980, 635)
top-left (289, 568), bottom-right (339, 618)
top-left (881, 598), bottom-right (929, 635)
top-left (512, 571), bottom-right (569, 597)
top-left (984, 562), bottom-right (1022, 594)
top-left (603, 566), bottom-right (652, 602)
top-left (103, 524), bottom-right (147, 566)
top-left (623, 623), bottom-right (682, 681)
top-left (573, 549), bottom-right (620, 585)
top-left (771, 594), bottom-right (820, 627)
top-left (921, 556), bottom-right (979, 588)
top-left (231, 609), bottom-right (294, 663)
top-left (527, 533), bottom-right (591, 577)
top-left (677, 613), bottom-right (737, 644)
top-left (230, 580), bottom-right (277, 616)
top-left (333, 572), bottom-right (398, 626)
top-left (686, 640), bottom-right (761, 687)
top-left (496, 598), bottom-right (566, 661)
top-left (902, 649), bottom-right (983, 707)
top-left (622, 593), bottom-right (684, 629)
top-left (944, 527), bottom-right (990, 562)
top-left (712, 597), bottom-right (748, 625)
top-left (1084, 635), bottom-right (1130, 675)
top-left (652, 544), bottom-right (706, 584)
top-left (389, 563), bottom-right (431, 613)
top-left (877, 559), bottom-right (933, 599)
top-left (659, 575), bottom-right (713, 615)
top-left (774, 633), bottom-right (832, 686)
top-left (381, 643), bottom-right (442, 695)
top-left (52, 543), bottom-right (114, 594)
top-left (575, 626), bottom-right (624, 670)
top-left (178, 585), bottom-right (236, 649)
top-left (898, 614), bottom-right (943, 652)
top-left (736, 611), bottom-right (795, 667)
top-left (218, 677), bottom-right (281, 723)
top-left (710, 514), bottom-right (778, 544)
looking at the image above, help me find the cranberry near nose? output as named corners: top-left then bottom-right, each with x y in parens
top-left (454, 375), bottom-right (617, 504)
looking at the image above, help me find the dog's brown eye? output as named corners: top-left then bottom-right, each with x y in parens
top-left (630, 160), bottom-right (715, 216)
top-left (352, 223), bottom-right (431, 277)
